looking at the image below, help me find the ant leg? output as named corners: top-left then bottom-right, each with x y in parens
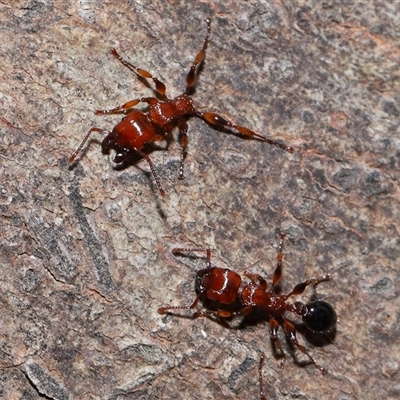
top-left (269, 317), bottom-right (283, 354)
top-left (158, 294), bottom-right (201, 315)
top-left (177, 119), bottom-right (189, 180)
top-left (272, 232), bottom-right (285, 288)
top-left (101, 145), bottom-right (164, 197)
top-left (194, 304), bottom-right (253, 319)
top-left (259, 353), bottom-right (267, 400)
top-left (194, 309), bottom-right (234, 318)
top-left (94, 99), bottom-right (140, 115)
top-left (134, 148), bottom-right (165, 197)
top-left (69, 127), bottom-right (107, 163)
top-left (185, 18), bottom-right (211, 93)
top-left (172, 248), bottom-right (212, 269)
top-left (157, 293), bottom-right (245, 318)
top-left (243, 272), bottom-right (268, 291)
top-left (285, 275), bottom-right (331, 300)
top-left (283, 319), bottom-right (327, 374)
top-left (111, 48), bottom-right (168, 98)
top-left (196, 110), bottom-right (294, 153)
top-left (95, 97), bottom-right (158, 115)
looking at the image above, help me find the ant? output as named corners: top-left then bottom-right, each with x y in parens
top-left (69, 18), bottom-right (294, 197)
top-left (158, 232), bottom-right (337, 399)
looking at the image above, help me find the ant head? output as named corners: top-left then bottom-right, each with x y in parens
top-left (302, 301), bottom-right (337, 333)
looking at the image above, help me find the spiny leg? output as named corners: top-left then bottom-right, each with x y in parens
top-left (283, 319), bottom-right (327, 374)
top-left (135, 148), bottom-right (165, 197)
top-left (243, 272), bottom-right (268, 291)
top-left (269, 316), bottom-right (283, 354)
top-left (111, 48), bottom-right (168, 98)
top-left (157, 293), bottom-right (201, 315)
top-left (177, 119), bottom-right (189, 180)
top-left (69, 127), bottom-right (107, 163)
top-left (157, 248), bottom-right (211, 314)
top-left (258, 353), bottom-right (267, 400)
top-left (204, 303), bottom-right (254, 320)
top-left (272, 231), bottom-right (285, 288)
top-left (95, 99), bottom-right (140, 115)
top-left (196, 111), bottom-right (294, 153)
top-left (172, 247), bottom-right (212, 269)
top-left (163, 308), bottom-right (239, 320)
top-left (104, 146), bottom-right (164, 197)
top-left (159, 301), bottom-right (252, 319)
top-left (185, 18), bottom-right (211, 93)
top-left (284, 274), bottom-right (331, 300)
top-left (95, 97), bottom-right (158, 115)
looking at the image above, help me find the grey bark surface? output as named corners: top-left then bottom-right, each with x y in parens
top-left (0, 1), bottom-right (399, 399)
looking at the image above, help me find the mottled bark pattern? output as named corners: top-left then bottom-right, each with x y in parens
top-left (0, 1), bottom-right (399, 399)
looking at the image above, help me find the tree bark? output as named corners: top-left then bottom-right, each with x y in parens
top-left (0, 1), bottom-right (399, 399)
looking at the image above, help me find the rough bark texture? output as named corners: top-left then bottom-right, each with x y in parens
top-left (1, 1), bottom-right (399, 399)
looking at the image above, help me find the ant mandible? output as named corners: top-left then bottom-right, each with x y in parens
top-left (158, 232), bottom-right (337, 399)
top-left (69, 18), bottom-right (294, 196)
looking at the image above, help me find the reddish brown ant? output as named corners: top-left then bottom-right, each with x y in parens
top-left (158, 233), bottom-right (337, 399)
top-left (69, 18), bottom-right (294, 196)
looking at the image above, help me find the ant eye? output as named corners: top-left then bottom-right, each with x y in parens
top-left (302, 301), bottom-right (337, 333)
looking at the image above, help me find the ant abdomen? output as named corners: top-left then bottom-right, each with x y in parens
top-left (302, 300), bottom-right (337, 333)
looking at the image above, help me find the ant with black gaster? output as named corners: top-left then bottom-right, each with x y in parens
top-left (158, 232), bottom-right (337, 399)
top-left (69, 18), bottom-right (294, 196)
